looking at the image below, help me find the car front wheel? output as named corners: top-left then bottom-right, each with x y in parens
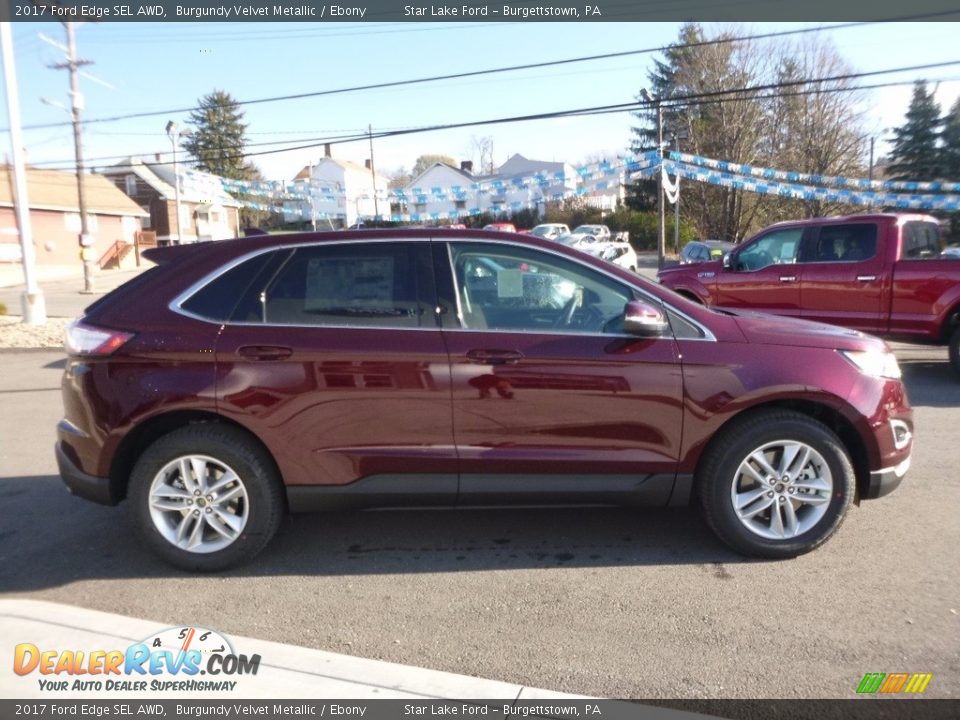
top-left (697, 410), bottom-right (854, 558)
top-left (128, 424), bottom-right (284, 571)
top-left (949, 325), bottom-right (960, 378)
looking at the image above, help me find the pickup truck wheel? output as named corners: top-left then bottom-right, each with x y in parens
top-left (128, 425), bottom-right (284, 571)
top-left (950, 326), bottom-right (960, 378)
top-left (697, 410), bottom-right (854, 559)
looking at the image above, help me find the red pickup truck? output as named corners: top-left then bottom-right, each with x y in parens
top-left (658, 213), bottom-right (960, 375)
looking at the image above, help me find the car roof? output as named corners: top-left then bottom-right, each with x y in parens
top-left (142, 227), bottom-right (579, 266)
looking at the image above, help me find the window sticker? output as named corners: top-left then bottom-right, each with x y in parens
top-left (304, 256), bottom-right (394, 311)
top-left (497, 268), bottom-right (523, 298)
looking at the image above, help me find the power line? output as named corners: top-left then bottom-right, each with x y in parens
top-left (6, 12), bottom-right (956, 134)
top-left (32, 61), bottom-right (960, 171)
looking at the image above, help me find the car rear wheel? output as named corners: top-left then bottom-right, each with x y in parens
top-left (128, 425), bottom-right (284, 571)
top-left (697, 410), bottom-right (854, 558)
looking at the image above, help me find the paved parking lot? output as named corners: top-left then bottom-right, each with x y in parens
top-left (0, 339), bottom-right (957, 700)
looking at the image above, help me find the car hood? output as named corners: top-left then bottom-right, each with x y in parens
top-left (726, 309), bottom-right (887, 351)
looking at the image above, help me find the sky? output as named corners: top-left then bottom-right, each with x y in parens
top-left (2, 20), bottom-right (960, 182)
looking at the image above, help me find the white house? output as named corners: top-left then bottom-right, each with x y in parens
top-left (398, 155), bottom-right (581, 222)
top-left (286, 149), bottom-right (390, 228)
top-left (497, 154), bottom-right (578, 209)
top-left (398, 162), bottom-right (484, 221)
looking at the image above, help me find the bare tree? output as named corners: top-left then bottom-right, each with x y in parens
top-left (632, 25), bottom-right (869, 240)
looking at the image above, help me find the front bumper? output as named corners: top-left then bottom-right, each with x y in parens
top-left (864, 453), bottom-right (911, 500)
top-left (56, 441), bottom-right (118, 506)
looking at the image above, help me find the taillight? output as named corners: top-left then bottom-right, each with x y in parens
top-left (64, 320), bottom-right (135, 356)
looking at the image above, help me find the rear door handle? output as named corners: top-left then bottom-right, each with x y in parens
top-left (466, 349), bottom-right (524, 365)
top-left (857, 275), bottom-right (878, 282)
top-left (237, 345), bottom-right (293, 361)
top-left (779, 275), bottom-right (797, 283)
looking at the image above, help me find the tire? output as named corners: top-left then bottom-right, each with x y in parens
top-left (127, 424), bottom-right (284, 571)
top-left (696, 410), bottom-right (854, 559)
top-left (950, 326), bottom-right (960, 378)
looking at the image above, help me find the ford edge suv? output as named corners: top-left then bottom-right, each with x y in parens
top-left (56, 229), bottom-right (913, 570)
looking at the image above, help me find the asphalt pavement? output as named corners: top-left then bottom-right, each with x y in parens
top-left (1, 255), bottom-right (958, 701)
top-left (0, 344), bottom-right (957, 700)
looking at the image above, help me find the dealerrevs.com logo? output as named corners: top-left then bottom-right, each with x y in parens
top-left (13, 626), bottom-right (260, 692)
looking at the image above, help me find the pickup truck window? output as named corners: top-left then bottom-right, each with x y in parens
top-left (735, 228), bottom-right (802, 271)
top-left (903, 221), bottom-right (942, 259)
top-left (811, 223), bottom-right (878, 263)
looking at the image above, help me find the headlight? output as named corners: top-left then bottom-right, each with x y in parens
top-left (839, 349), bottom-right (901, 379)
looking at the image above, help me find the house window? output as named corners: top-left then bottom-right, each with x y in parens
top-left (180, 205), bottom-right (191, 230)
top-left (414, 203), bottom-right (426, 213)
top-left (140, 207), bottom-right (151, 229)
top-left (455, 200), bottom-right (466, 210)
top-left (125, 175), bottom-right (137, 196)
top-left (64, 213), bottom-right (98, 232)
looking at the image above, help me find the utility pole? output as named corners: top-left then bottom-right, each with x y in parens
top-left (655, 101), bottom-right (665, 271)
top-left (165, 121), bottom-right (191, 244)
top-left (51, 22), bottom-right (95, 293)
top-left (641, 88), bottom-right (665, 271)
top-left (673, 133), bottom-right (681, 256)
top-left (367, 124), bottom-right (379, 220)
top-left (1, 22), bottom-right (46, 324)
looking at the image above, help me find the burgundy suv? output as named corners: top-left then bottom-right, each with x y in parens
top-left (57, 230), bottom-right (913, 570)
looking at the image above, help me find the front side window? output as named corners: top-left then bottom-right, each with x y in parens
top-left (735, 229), bottom-right (802, 271)
top-left (262, 242), bottom-right (433, 328)
top-left (449, 242), bottom-right (632, 334)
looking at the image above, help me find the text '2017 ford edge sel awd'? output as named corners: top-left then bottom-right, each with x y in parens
top-left (57, 229), bottom-right (913, 570)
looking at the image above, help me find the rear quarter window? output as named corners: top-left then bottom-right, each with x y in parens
top-left (180, 250), bottom-right (285, 322)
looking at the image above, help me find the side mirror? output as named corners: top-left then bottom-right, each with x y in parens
top-left (722, 252), bottom-right (733, 270)
top-left (623, 300), bottom-right (669, 337)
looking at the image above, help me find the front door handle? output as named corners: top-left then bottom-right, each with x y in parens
top-left (237, 345), bottom-right (293, 361)
top-left (857, 275), bottom-right (878, 282)
top-left (466, 349), bottom-right (524, 365)
top-left (779, 275), bottom-right (797, 283)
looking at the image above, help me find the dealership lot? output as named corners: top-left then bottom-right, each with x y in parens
top-left (0, 342), bottom-right (957, 699)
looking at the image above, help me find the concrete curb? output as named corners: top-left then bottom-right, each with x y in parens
top-left (0, 600), bottom-right (594, 700)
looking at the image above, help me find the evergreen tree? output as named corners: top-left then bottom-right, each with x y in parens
top-left (182, 90), bottom-right (252, 180)
top-left (887, 81), bottom-right (942, 181)
top-left (627, 23), bottom-right (704, 212)
top-left (940, 97), bottom-right (960, 181)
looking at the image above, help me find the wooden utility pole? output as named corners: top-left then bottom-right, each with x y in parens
top-left (368, 124), bottom-right (379, 219)
top-left (51, 22), bottom-right (96, 292)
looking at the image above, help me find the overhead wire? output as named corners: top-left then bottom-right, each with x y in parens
top-left (30, 62), bottom-right (960, 170)
top-left (6, 10), bottom-right (957, 134)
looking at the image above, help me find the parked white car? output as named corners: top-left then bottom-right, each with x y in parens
top-left (572, 224), bottom-right (612, 241)
top-left (529, 223), bottom-right (570, 240)
top-left (580, 240), bottom-right (638, 272)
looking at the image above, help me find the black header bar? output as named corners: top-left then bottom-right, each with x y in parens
top-left (3, 0), bottom-right (960, 23)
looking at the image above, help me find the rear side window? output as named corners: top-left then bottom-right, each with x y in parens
top-left (181, 251), bottom-right (282, 322)
top-left (810, 223), bottom-right (878, 263)
top-left (902, 221), bottom-right (942, 259)
top-left (261, 242), bottom-right (434, 328)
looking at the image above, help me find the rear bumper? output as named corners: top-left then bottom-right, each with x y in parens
top-left (864, 453), bottom-right (911, 500)
top-left (56, 441), bottom-right (118, 506)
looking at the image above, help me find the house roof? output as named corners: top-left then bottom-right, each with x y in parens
top-left (102, 157), bottom-right (241, 207)
top-left (304, 157), bottom-right (389, 184)
top-left (0, 166), bottom-right (149, 217)
top-left (405, 162), bottom-right (493, 190)
top-left (497, 153), bottom-right (568, 176)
